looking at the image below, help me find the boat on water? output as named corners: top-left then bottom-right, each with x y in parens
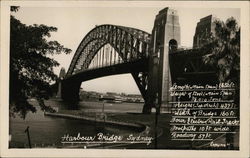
top-left (99, 95), bottom-right (123, 104)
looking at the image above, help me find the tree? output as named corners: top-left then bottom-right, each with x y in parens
top-left (202, 17), bottom-right (240, 101)
top-left (201, 17), bottom-right (240, 149)
top-left (10, 6), bottom-right (72, 119)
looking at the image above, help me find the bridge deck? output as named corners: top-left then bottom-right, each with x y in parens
top-left (64, 59), bottom-right (148, 82)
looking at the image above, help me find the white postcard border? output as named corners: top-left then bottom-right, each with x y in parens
top-left (1, 1), bottom-right (249, 158)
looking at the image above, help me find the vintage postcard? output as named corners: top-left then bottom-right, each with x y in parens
top-left (0, 1), bottom-right (249, 157)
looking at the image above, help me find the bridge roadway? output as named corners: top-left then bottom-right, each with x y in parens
top-left (64, 58), bottom-right (147, 82)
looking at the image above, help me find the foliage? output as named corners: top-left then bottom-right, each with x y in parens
top-left (202, 17), bottom-right (240, 86)
top-left (10, 6), bottom-right (20, 12)
top-left (202, 17), bottom-right (240, 103)
top-left (10, 7), bottom-right (72, 119)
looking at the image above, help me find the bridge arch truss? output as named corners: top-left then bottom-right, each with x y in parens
top-left (66, 24), bottom-right (151, 77)
top-left (64, 25), bottom-right (152, 101)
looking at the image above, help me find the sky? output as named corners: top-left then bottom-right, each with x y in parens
top-left (12, 5), bottom-right (240, 94)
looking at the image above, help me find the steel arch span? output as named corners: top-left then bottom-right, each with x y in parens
top-left (61, 24), bottom-right (152, 107)
top-left (66, 24), bottom-right (151, 77)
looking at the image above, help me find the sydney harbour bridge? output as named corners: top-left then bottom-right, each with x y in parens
top-left (56, 7), bottom-right (216, 113)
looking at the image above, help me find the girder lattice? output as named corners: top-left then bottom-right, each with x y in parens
top-left (66, 24), bottom-right (151, 77)
top-left (65, 25), bottom-right (151, 100)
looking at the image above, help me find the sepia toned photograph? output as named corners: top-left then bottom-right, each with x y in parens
top-left (0, 1), bottom-right (249, 158)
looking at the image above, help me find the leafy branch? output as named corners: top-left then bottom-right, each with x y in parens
top-left (10, 7), bottom-right (72, 119)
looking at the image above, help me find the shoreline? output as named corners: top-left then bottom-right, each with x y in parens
top-left (44, 111), bottom-right (147, 132)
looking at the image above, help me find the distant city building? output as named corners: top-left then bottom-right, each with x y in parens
top-left (79, 90), bottom-right (101, 101)
top-left (79, 90), bottom-right (144, 103)
top-left (106, 92), bottom-right (118, 96)
top-left (193, 15), bottom-right (219, 48)
top-left (124, 94), bottom-right (144, 103)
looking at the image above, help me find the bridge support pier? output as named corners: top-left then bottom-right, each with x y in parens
top-left (142, 103), bottom-right (153, 114)
top-left (61, 80), bottom-right (81, 109)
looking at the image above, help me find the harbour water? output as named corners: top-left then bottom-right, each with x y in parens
top-left (9, 100), bottom-right (144, 148)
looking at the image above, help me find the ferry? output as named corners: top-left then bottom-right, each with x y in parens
top-left (99, 95), bottom-right (123, 103)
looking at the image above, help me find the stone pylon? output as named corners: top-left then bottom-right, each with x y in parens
top-left (144, 7), bottom-right (181, 113)
top-left (56, 67), bottom-right (66, 99)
